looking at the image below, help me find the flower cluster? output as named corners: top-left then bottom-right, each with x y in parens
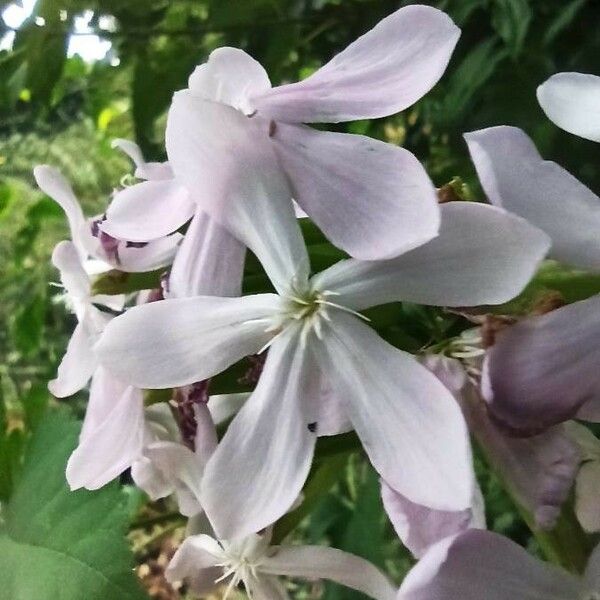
top-left (39, 4), bottom-right (600, 599)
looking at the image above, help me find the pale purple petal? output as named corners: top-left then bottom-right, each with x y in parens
top-left (248, 576), bottom-right (290, 600)
top-left (48, 321), bottom-right (97, 397)
top-left (483, 294), bottom-right (600, 432)
top-left (111, 139), bottom-right (173, 180)
top-left (116, 233), bottom-right (182, 273)
top-left (575, 460), bottom-right (600, 533)
top-left (399, 530), bottom-right (582, 600)
top-left (253, 5), bottom-right (459, 123)
top-left (315, 202), bottom-right (550, 311)
top-left (318, 314), bottom-right (472, 511)
top-left (201, 329), bottom-right (317, 540)
top-left (167, 209), bottom-right (245, 299)
top-left (537, 72), bottom-right (600, 142)
top-left (262, 546), bottom-right (395, 600)
top-left (97, 294), bottom-right (281, 389)
top-left (33, 165), bottom-right (90, 258)
top-left (208, 393), bottom-right (249, 425)
top-left (102, 179), bottom-right (195, 242)
top-left (465, 126), bottom-right (600, 271)
top-left (272, 124), bottom-right (439, 260)
top-left (165, 534), bottom-right (222, 595)
top-left (463, 386), bottom-right (580, 530)
top-left (188, 47), bottom-right (271, 115)
top-left (52, 240), bottom-right (90, 301)
top-left (584, 542), bottom-right (600, 590)
top-left (381, 480), bottom-right (483, 559)
top-left (166, 94), bottom-right (308, 291)
top-left (66, 382), bottom-right (145, 490)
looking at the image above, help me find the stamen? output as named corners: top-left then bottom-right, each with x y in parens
top-left (316, 299), bottom-right (371, 323)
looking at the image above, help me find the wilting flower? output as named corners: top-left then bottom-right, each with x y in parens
top-left (398, 529), bottom-right (600, 600)
top-left (97, 196), bottom-right (549, 540)
top-left (537, 71), bottom-right (600, 142)
top-left (465, 126), bottom-right (600, 431)
top-left (163, 5), bottom-right (462, 261)
top-left (166, 527), bottom-right (396, 600)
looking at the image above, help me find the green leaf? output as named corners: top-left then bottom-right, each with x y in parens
top-left (491, 0), bottom-right (532, 57)
top-left (543, 0), bottom-right (587, 47)
top-left (92, 268), bottom-right (164, 295)
top-left (0, 411), bottom-right (148, 600)
top-left (11, 293), bottom-right (45, 355)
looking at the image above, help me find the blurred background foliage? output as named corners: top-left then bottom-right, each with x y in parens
top-left (1, 0), bottom-right (600, 598)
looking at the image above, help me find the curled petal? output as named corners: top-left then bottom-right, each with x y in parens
top-left (315, 202), bottom-right (550, 311)
top-left (97, 294), bottom-right (281, 389)
top-left (253, 5), bottom-right (459, 123)
top-left (483, 295), bottom-right (600, 432)
top-left (537, 72), bottom-right (600, 142)
top-left (465, 126), bottom-right (600, 271)
top-left (272, 124), bottom-right (439, 260)
top-left (116, 233), bottom-right (182, 273)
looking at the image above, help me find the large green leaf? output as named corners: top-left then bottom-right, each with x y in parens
top-left (0, 411), bottom-right (148, 600)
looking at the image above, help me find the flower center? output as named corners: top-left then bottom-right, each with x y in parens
top-left (215, 549), bottom-right (263, 599)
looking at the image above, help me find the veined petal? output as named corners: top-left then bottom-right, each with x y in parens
top-left (201, 328), bottom-right (317, 540)
top-left (102, 179), bottom-right (195, 242)
top-left (483, 295), bottom-right (600, 432)
top-left (96, 294), bottom-right (281, 389)
top-left (465, 126), bottom-right (600, 271)
top-left (262, 546), bottom-right (395, 600)
top-left (253, 5), bottom-right (459, 123)
top-left (315, 202), bottom-right (549, 311)
top-left (247, 575), bottom-right (290, 600)
top-left (166, 93), bottom-right (309, 292)
top-left (537, 72), bottom-right (600, 142)
top-left (399, 530), bottom-right (582, 600)
top-left (168, 209), bottom-right (245, 299)
top-left (33, 165), bottom-right (90, 258)
top-left (165, 534), bottom-right (222, 595)
top-left (117, 233), bottom-right (182, 273)
top-left (48, 321), bottom-right (97, 397)
top-left (272, 124), bottom-right (439, 260)
top-left (318, 314), bottom-right (472, 511)
top-left (381, 480), bottom-right (484, 559)
top-left (188, 47), bottom-right (271, 115)
top-left (66, 383), bottom-right (145, 490)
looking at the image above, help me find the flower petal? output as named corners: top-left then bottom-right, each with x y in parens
top-left (465, 126), bottom-right (600, 271)
top-left (272, 124), bottom-right (439, 260)
top-left (66, 381), bottom-right (145, 490)
top-left (318, 314), bottom-right (472, 511)
top-left (33, 165), bottom-right (90, 257)
top-left (262, 546), bottom-right (395, 600)
top-left (48, 321), bottom-right (97, 397)
top-left (166, 93), bottom-right (309, 292)
top-left (315, 202), bottom-right (549, 311)
top-left (167, 209), bottom-right (245, 299)
top-left (463, 386), bottom-right (580, 530)
top-left (575, 460), bottom-right (600, 534)
top-left (52, 240), bottom-right (90, 300)
top-left (188, 47), bottom-right (271, 115)
top-left (381, 480), bottom-right (484, 559)
top-left (399, 530), bottom-right (582, 600)
top-left (247, 575), bottom-right (290, 600)
top-left (201, 329), bottom-right (317, 540)
top-left (102, 179), bottom-right (195, 242)
top-left (252, 5), bottom-right (459, 123)
top-left (116, 233), bottom-right (183, 273)
top-left (97, 294), bottom-right (280, 389)
top-left (584, 542), bottom-right (600, 590)
top-left (537, 72), bottom-right (600, 142)
top-left (111, 138), bottom-right (173, 180)
top-left (165, 534), bottom-right (222, 595)
top-left (483, 294), bottom-right (600, 432)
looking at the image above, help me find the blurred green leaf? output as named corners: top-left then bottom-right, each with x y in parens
top-left (92, 268), bottom-right (164, 295)
top-left (491, 0), bottom-right (532, 56)
top-left (0, 428), bottom-right (25, 502)
top-left (11, 293), bottom-right (45, 355)
top-left (0, 410), bottom-right (148, 599)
